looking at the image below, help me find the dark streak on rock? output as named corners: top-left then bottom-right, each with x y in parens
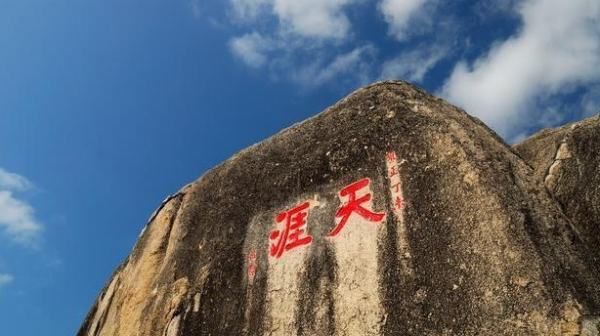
top-left (245, 251), bottom-right (269, 336)
top-left (296, 242), bottom-right (337, 336)
top-left (377, 155), bottom-right (416, 335)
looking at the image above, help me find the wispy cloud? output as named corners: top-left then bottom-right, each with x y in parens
top-left (441, 0), bottom-right (600, 138)
top-left (0, 273), bottom-right (14, 288)
top-left (0, 168), bottom-right (42, 247)
top-left (229, 32), bottom-right (274, 68)
top-left (230, 0), bottom-right (274, 22)
top-left (290, 45), bottom-right (377, 87)
top-left (0, 168), bottom-right (32, 192)
top-left (191, 0), bottom-right (203, 18)
top-left (380, 44), bottom-right (447, 82)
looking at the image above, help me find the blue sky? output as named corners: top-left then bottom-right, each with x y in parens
top-left (0, 0), bottom-right (598, 334)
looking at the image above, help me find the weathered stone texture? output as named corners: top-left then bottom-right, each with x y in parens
top-left (79, 81), bottom-right (600, 336)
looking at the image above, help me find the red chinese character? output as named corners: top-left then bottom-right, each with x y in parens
top-left (390, 182), bottom-right (401, 193)
top-left (388, 166), bottom-right (399, 177)
top-left (269, 201), bottom-right (313, 258)
top-left (394, 196), bottom-right (405, 210)
top-left (386, 151), bottom-right (397, 162)
top-left (247, 251), bottom-right (257, 280)
top-left (329, 178), bottom-right (385, 236)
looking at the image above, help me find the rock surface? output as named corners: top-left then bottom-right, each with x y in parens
top-left (79, 81), bottom-right (600, 336)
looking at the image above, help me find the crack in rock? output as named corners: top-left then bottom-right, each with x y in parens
top-left (544, 141), bottom-right (572, 193)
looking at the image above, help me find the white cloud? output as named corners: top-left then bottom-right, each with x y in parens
top-left (379, 0), bottom-right (430, 40)
top-left (380, 44), bottom-right (446, 82)
top-left (0, 273), bottom-right (14, 287)
top-left (0, 168), bottom-right (42, 246)
top-left (441, 0), bottom-right (600, 137)
top-left (272, 0), bottom-right (356, 39)
top-left (230, 0), bottom-right (358, 39)
top-left (229, 32), bottom-right (274, 68)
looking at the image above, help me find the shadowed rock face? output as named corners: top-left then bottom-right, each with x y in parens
top-left (79, 81), bottom-right (600, 336)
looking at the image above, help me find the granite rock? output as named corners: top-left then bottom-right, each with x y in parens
top-left (79, 81), bottom-right (600, 336)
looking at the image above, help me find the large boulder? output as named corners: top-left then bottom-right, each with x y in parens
top-left (514, 115), bottom-right (600, 272)
top-left (79, 81), bottom-right (600, 336)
